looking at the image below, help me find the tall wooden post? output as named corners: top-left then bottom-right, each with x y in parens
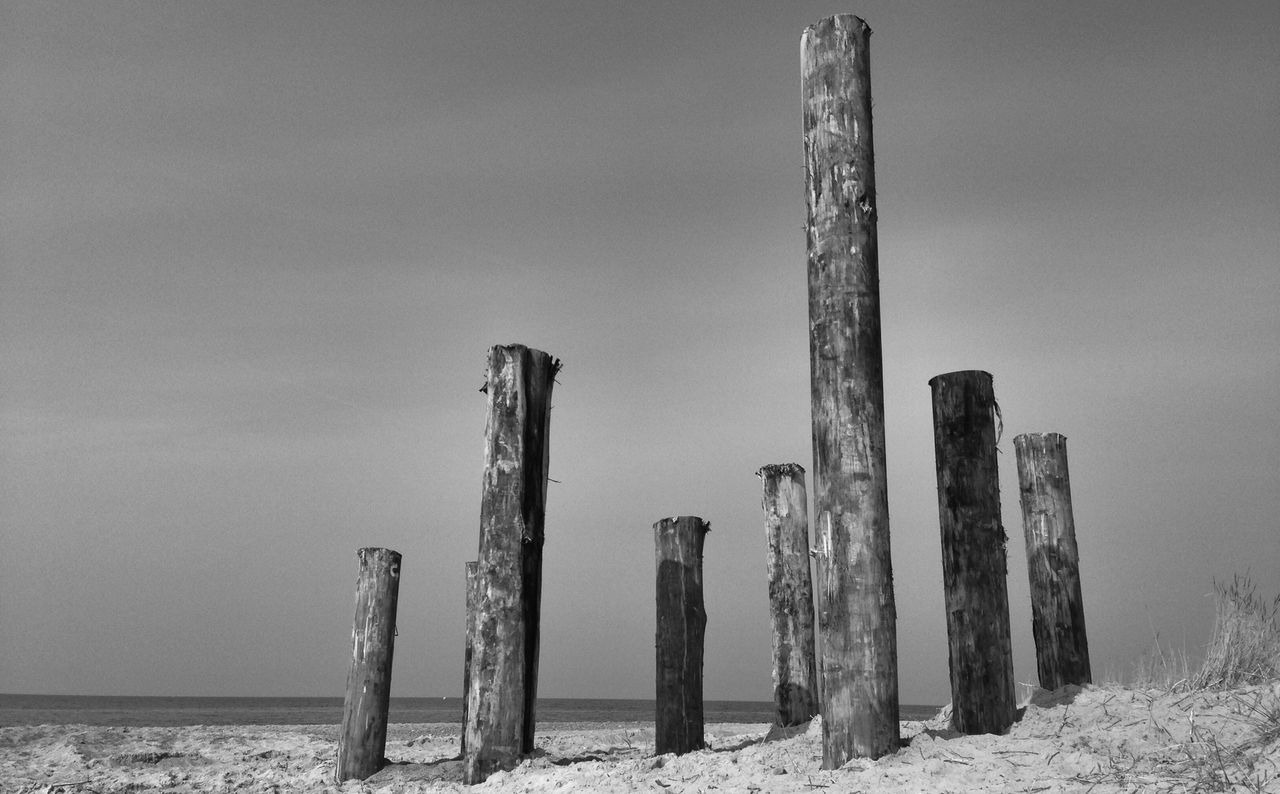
top-left (929, 371), bottom-right (1016, 735)
top-left (757, 464), bottom-right (819, 726)
top-left (337, 547), bottom-right (402, 782)
top-left (460, 560), bottom-right (479, 758)
top-left (654, 515), bottom-right (709, 755)
top-left (463, 344), bottom-right (560, 785)
top-left (1014, 433), bottom-right (1091, 690)
top-left (802, 14), bottom-right (899, 765)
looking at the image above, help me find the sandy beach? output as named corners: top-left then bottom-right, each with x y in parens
top-left (4, 683), bottom-right (1278, 793)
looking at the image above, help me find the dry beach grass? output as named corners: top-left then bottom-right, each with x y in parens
top-left (5, 578), bottom-right (1278, 793)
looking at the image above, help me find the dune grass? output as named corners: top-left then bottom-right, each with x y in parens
top-left (1130, 632), bottom-right (1192, 691)
top-left (1127, 573), bottom-right (1279, 693)
top-left (1109, 574), bottom-right (1280, 792)
top-left (1190, 574), bottom-right (1280, 690)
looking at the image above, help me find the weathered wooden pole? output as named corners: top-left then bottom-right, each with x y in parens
top-left (336, 547), bottom-right (402, 782)
top-left (757, 464), bottom-right (819, 726)
top-left (463, 344), bottom-right (560, 785)
top-left (460, 560), bottom-right (478, 758)
top-left (929, 371), bottom-right (1016, 735)
top-left (802, 14), bottom-right (899, 765)
top-left (654, 515), bottom-right (709, 755)
top-left (1014, 433), bottom-right (1092, 690)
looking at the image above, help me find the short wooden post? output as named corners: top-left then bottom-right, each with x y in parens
top-left (1014, 433), bottom-right (1092, 690)
top-left (803, 14), bottom-right (900, 765)
top-left (460, 560), bottom-right (479, 758)
top-left (654, 515), bottom-right (709, 755)
top-left (929, 371), bottom-right (1016, 735)
top-left (337, 547), bottom-right (402, 782)
top-left (463, 344), bottom-right (560, 785)
top-left (757, 464), bottom-right (819, 726)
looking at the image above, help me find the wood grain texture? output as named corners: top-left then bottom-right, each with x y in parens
top-left (802, 13), bottom-right (900, 765)
top-left (1015, 433), bottom-right (1092, 691)
top-left (654, 516), bottom-right (709, 756)
top-left (464, 344), bottom-right (560, 785)
top-left (758, 464), bottom-right (819, 727)
top-left (337, 547), bottom-right (402, 782)
top-left (929, 370), bottom-right (1016, 735)
top-left (460, 560), bottom-right (479, 758)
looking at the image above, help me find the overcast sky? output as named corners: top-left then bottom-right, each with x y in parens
top-left (3, 1), bottom-right (1277, 707)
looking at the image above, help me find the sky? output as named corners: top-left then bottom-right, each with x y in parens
top-left (2, 1), bottom-right (1277, 708)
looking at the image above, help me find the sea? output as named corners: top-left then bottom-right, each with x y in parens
top-left (0, 694), bottom-right (939, 728)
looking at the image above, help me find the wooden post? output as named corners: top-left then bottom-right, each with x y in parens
top-left (463, 344), bottom-right (560, 785)
top-left (460, 560), bottom-right (478, 758)
top-left (336, 547), bottom-right (402, 782)
top-left (1014, 433), bottom-right (1092, 690)
top-left (757, 464), bottom-right (819, 726)
top-left (929, 371), bottom-right (1016, 735)
top-left (802, 14), bottom-right (899, 765)
top-left (654, 515), bottom-right (709, 755)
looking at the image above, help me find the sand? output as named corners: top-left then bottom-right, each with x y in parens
top-left (4, 683), bottom-right (1278, 793)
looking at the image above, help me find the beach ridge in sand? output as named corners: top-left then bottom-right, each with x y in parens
top-left (3, 683), bottom-right (1278, 792)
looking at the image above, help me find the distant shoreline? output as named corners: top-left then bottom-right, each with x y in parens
top-left (0, 694), bottom-right (940, 727)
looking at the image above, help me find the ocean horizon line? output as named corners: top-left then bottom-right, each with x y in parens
top-left (1, 692), bottom-right (941, 707)
top-left (1, 693), bottom-right (941, 728)
top-left (1, 692), bottom-right (683, 699)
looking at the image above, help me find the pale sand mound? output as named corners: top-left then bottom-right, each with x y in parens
top-left (3, 683), bottom-right (1277, 792)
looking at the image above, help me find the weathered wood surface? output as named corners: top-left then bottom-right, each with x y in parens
top-left (654, 515), bottom-right (709, 756)
top-left (337, 547), bottom-right (402, 782)
top-left (460, 560), bottom-right (479, 758)
top-left (929, 370), bottom-right (1016, 735)
top-left (757, 463), bottom-right (819, 726)
top-left (463, 344), bottom-right (560, 785)
top-left (1015, 432), bottom-right (1092, 690)
top-left (802, 13), bottom-right (900, 766)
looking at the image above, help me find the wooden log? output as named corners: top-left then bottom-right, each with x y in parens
top-left (463, 344), bottom-right (560, 785)
top-left (460, 560), bottom-right (479, 758)
top-left (929, 370), bottom-right (1016, 735)
top-left (654, 515), bottom-right (709, 755)
top-left (757, 464), bottom-right (819, 726)
top-left (336, 547), bottom-right (402, 782)
top-left (802, 14), bottom-right (900, 765)
top-left (1014, 433), bottom-right (1092, 690)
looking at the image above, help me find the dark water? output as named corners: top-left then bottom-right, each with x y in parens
top-left (0, 694), bottom-right (939, 727)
